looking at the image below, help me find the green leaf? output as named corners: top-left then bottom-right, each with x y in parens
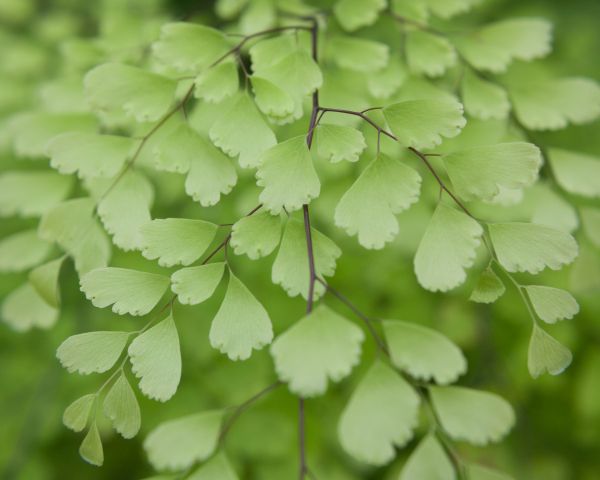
top-left (581, 207), bottom-right (600, 247)
top-left (47, 132), bottom-right (136, 179)
top-left (29, 257), bottom-right (65, 308)
top-left (152, 23), bottom-right (230, 73)
top-left (128, 313), bottom-right (181, 402)
top-left (424, 0), bottom-right (482, 18)
top-left (0, 171), bottom-right (73, 217)
top-left (466, 464), bottom-right (514, 480)
top-left (383, 320), bottom-right (467, 384)
top-left (251, 76), bottom-right (295, 118)
top-left (140, 218), bottom-right (218, 267)
top-left (209, 271), bottom-right (273, 361)
top-left (84, 63), bottom-right (177, 122)
top-left (255, 49), bottom-right (322, 98)
top-left (391, 0), bottom-right (429, 23)
top-left (270, 304), bottom-right (364, 397)
top-left (400, 434), bottom-right (456, 480)
top-left (338, 361), bottom-right (420, 466)
top-left (367, 57), bottom-right (407, 99)
top-left (335, 153), bottom-right (421, 249)
top-left (455, 19), bottom-right (552, 73)
top-left (488, 223), bottom-right (578, 274)
top-left (187, 452), bottom-right (238, 480)
top-left (525, 286), bottom-right (578, 324)
top-left (315, 124), bottom-right (366, 163)
top-left (329, 36), bottom-right (389, 72)
top-left (103, 373), bottom-right (141, 439)
top-left (79, 422), bottom-right (103, 466)
top-left (470, 266), bottom-right (506, 304)
top-left (256, 136), bottom-right (320, 214)
top-left (429, 386), bottom-right (515, 445)
top-left (0, 229), bottom-right (51, 273)
top-left (443, 143), bottom-right (541, 202)
top-left (461, 70), bottom-right (510, 120)
top-left (547, 148), bottom-right (600, 198)
top-left (144, 411), bottom-right (223, 470)
top-left (63, 394), bottom-right (96, 433)
top-left (195, 61), bottom-right (239, 103)
top-left (248, 34), bottom-right (296, 72)
top-left (414, 203), bottom-right (482, 292)
top-left (209, 94), bottom-right (276, 168)
top-left (528, 324), bottom-right (572, 378)
top-left (529, 184), bottom-right (579, 233)
top-left (57, 331), bottom-right (129, 374)
top-left (406, 30), bottom-right (456, 77)
top-left (230, 211), bottom-right (281, 260)
top-left (272, 218), bottom-right (341, 299)
top-left (171, 263), bottom-right (225, 306)
top-left (333, 0), bottom-right (386, 32)
top-left (1, 283), bottom-right (58, 331)
top-left (383, 99), bottom-right (466, 149)
top-left (80, 268), bottom-right (170, 316)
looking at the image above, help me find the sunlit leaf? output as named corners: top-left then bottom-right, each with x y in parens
top-left (329, 36), bottom-right (389, 72)
top-left (400, 434), bottom-right (456, 480)
top-left (251, 76), bottom-right (295, 118)
top-left (2, 283), bottom-right (58, 331)
top-left (195, 61), bottom-right (238, 103)
top-left (230, 211), bottom-right (281, 260)
top-left (79, 422), bottom-right (103, 466)
top-left (29, 256), bottom-right (65, 308)
top-left (63, 394), bottom-right (95, 433)
top-left (461, 70), bottom-right (510, 120)
top-left (547, 148), bottom-right (600, 198)
top-left (171, 262), bottom-right (225, 306)
top-left (528, 324), bottom-right (572, 378)
top-left (333, 0), bottom-right (386, 32)
top-left (187, 452), bottom-right (238, 480)
top-left (525, 286), bottom-right (579, 324)
top-left (0, 229), bottom-right (52, 273)
top-left (316, 124), bottom-right (366, 163)
top-left (467, 464), bottom-right (514, 480)
top-left (103, 373), bottom-right (141, 439)
top-left (406, 30), bottom-right (456, 77)
top-left (470, 266), bottom-right (505, 304)
top-left (57, 331), bottom-right (129, 374)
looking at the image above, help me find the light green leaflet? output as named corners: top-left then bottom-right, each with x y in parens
top-left (0, 171), bottom-right (73, 217)
top-left (405, 30), bottom-right (456, 77)
top-left (524, 286), bottom-right (579, 324)
top-left (315, 124), bottom-right (366, 163)
top-left (80, 267), bottom-right (170, 316)
top-left (29, 257), bottom-right (65, 308)
top-left (581, 207), bottom-right (600, 247)
top-left (470, 267), bottom-right (506, 304)
top-left (140, 218), bottom-right (218, 267)
top-left (79, 422), bottom-right (103, 466)
top-left (443, 142), bottom-right (542, 201)
top-left (187, 452), bottom-right (238, 480)
top-left (84, 63), bottom-right (177, 122)
top-left (335, 153), bottom-right (421, 249)
top-left (0, 229), bottom-right (51, 273)
top-left (329, 36), bottom-right (389, 72)
top-left (338, 361), bottom-right (420, 466)
top-left (383, 320), bottom-right (467, 384)
top-left (429, 386), bottom-right (515, 445)
top-left (2, 283), bottom-right (58, 332)
top-left (171, 263), bottom-right (225, 305)
top-left (414, 203), bottom-right (483, 292)
top-left (209, 272), bottom-right (273, 361)
top-left (529, 184), bottom-right (579, 233)
top-left (103, 373), bottom-right (141, 439)
top-left (47, 132), bottom-right (136, 179)
top-left (488, 223), bottom-right (578, 274)
top-left (248, 34), bottom-right (297, 72)
top-left (256, 135), bottom-right (320, 214)
top-left (467, 464), bottom-right (514, 480)
top-left (144, 410), bottom-right (223, 470)
top-left (547, 148), bottom-right (600, 198)
top-left (528, 324), bottom-right (572, 378)
top-left (391, 0), bottom-right (429, 23)
top-left (272, 218), bottom-right (341, 299)
top-left (251, 76), bottom-right (295, 118)
top-left (209, 94), bottom-right (276, 168)
top-left (454, 18), bottom-right (552, 73)
top-left (238, 0), bottom-right (276, 34)
top-left (63, 394), bottom-right (95, 432)
top-left (367, 57), bottom-right (407, 99)
top-left (270, 304), bottom-right (364, 397)
top-left (333, 0), bottom-right (386, 31)
top-left (383, 99), bottom-right (466, 149)
top-left (510, 77), bottom-right (600, 131)
top-left (400, 434), bottom-right (456, 480)
top-left (461, 70), bottom-right (510, 120)
top-left (194, 61), bottom-right (239, 103)
top-left (128, 314), bottom-right (181, 402)
top-left (230, 211), bottom-right (281, 260)
top-left (152, 23), bottom-right (231, 72)
top-left (57, 331), bottom-right (129, 374)
top-left (424, 0), bottom-right (482, 19)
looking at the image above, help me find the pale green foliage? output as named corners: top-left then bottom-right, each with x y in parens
top-left (80, 268), bottom-right (170, 316)
top-left (581, 207), bottom-right (600, 247)
top-left (329, 36), bottom-right (389, 72)
top-left (272, 218), bottom-right (341, 299)
top-left (251, 76), bottom-right (295, 118)
top-left (0, 171), bottom-right (72, 217)
top-left (79, 422), bottom-right (104, 466)
top-left (29, 257), bottom-right (65, 308)
top-left (467, 464), bottom-right (514, 480)
top-left (414, 203), bottom-right (483, 292)
top-left (84, 63), bottom-right (177, 122)
top-left (383, 320), bottom-right (467, 384)
top-left (338, 361), bottom-right (420, 465)
top-left (270, 305), bottom-right (364, 397)
top-left (547, 148), bottom-right (600, 198)
top-left (335, 154), bottom-right (421, 249)
top-left (57, 331), bottom-right (129, 374)
top-left (424, 0), bottom-right (482, 19)
top-left (383, 99), bottom-right (466, 149)
top-left (194, 61), bottom-right (238, 103)
top-left (529, 184), bottom-right (579, 233)
top-left (400, 434), bottom-right (455, 480)
top-left (0, 229), bottom-right (51, 272)
top-left (256, 135), bottom-right (320, 214)
top-left (188, 452), bottom-right (238, 480)
top-left (315, 124), bottom-right (366, 163)
top-left (443, 143), bottom-right (542, 202)
top-left (405, 30), bottom-right (456, 77)
top-left (128, 314), bottom-right (181, 402)
top-left (230, 211), bottom-right (281, 259)
top-left (470, 267), bottom-right (505, 304)
top-left (103, 373), bottom-right (141, 439)
top-left (367, 57), bottom-right (406, 99)
top-left (140, 218), bottom-right (218, 267)
top-left (488, 223), bottom-right (578, 274)
top-left (429, 386), bottom-right (515, 445)
top-left (63, 394), bottom-right (95, 433)
top-left (461, 70), bottom-right (510, 120)
top-left (171, 263), bottom-right (225, 305)
top-left (525, 286), bottom-right (579, 324)
top-left (2, 283), bottom-right (58, 331)
top-left (333, 0), bottom-right (386, 31)
top-left (144, 411), bottom-right (223, 470)
top-left (528, 324), bottom-right (572, 378)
